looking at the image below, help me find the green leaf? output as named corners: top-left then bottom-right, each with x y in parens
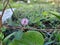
top-left (14, 30), bottom-right (23, 40)
top-left (55, 32), bottom-right (60, 42)
top-left (3, 32), bottom-right (16, 43)
top-left (0, 26), bottom-right (6, 32)
top-left (49, 11), bottom-right (60, 19)
top-left (9, 31), bottom-right (44, 45)
top-left (34, 17), bottom-right (40, 23)
top-left (42, 11), bottom-right (48, 17)
top-left (0, 32), bottom-right (4, 40)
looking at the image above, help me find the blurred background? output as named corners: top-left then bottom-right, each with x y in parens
top-left (0, 0), bottom-right (60, 29)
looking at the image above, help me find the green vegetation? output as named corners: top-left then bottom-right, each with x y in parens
top-left (9, 31), bottom-right (44, 45)
top-left (0, 0), bottom-right (60, 45)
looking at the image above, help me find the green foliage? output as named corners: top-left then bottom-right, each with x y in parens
top-left (0, 32), bottom-right (4, 40)
top-left (12, 4), bottom-right (60, 29)
top-left (9, 31), bottom-right (44, 45)
top-left (54, 31), bottom-right (60, 42)
top-left (13, 4), bottom-right (51, 23)
top-left (24, 0), bottom-right (47, 3)
top-left (2, 30), bottom-right (23, 45)
top-left (10, 3), bottom-right (23, 8)
top-left (1, 26), bottom-right (6, 32)
top-left (3, 32), bottom-right (16, 43)
top-left (14, 30), bottom-right (23, 40)
top-left (49, 11), bottom-right (60, 19)
top-left (0, 4), bottom-right (3, 11)
top-left (1, 1), bottom-right (60, 45)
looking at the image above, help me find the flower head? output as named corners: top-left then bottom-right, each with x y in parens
top-left (21, 18), bottom-right (29, 26)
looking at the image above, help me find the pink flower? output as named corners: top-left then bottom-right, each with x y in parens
top-left (21, 18), bottom-right (29, 26)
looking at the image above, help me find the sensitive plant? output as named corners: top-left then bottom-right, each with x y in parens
top-left (12, 4), bottom-right (60, 29)
top-left (0, 1), bottom-right (60, 45)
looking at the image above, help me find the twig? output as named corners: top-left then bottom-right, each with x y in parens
top-left (4, 24), bottom-right (60, 33)
top-left (2, 0), bottom-right (9, 17)
top-left (0, 0), bottom-right (9, 28)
